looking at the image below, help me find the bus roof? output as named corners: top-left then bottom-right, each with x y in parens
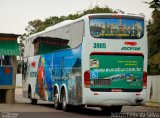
top-left (26, 13), bottom-right (145, 42)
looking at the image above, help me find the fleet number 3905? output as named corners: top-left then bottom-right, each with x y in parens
top-left (93, 43), bottom-right (106, 49)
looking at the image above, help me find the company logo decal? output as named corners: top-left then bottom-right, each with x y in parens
top-left (124, 41), bottom-right (137, 46)
top-left (31, 61), bottom-right (36, 68)
top-left (121, 47), bottom-right (141, 50)
top-left (93, 43), bottom-right (106, 49)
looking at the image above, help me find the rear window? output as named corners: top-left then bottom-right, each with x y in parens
top-left (90, 15), bottom-right (144, 39)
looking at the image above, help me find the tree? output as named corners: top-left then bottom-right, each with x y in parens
top-left (146, 0), bottom-right (160, 74)
top-left (149, 0), bottom-right (160, 9)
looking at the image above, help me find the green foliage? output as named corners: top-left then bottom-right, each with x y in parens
top-left (147, 0), bottom-right (160, 75)
top-left (83, 5), bottom-right (115, 15)
top-left (149, 0), bottom-right (160, 9)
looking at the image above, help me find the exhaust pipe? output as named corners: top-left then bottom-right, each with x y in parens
top-left (135, 98), bottom-right (143, 104)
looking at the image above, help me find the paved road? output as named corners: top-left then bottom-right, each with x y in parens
top-left (0, 88), bottom-right (160, 118)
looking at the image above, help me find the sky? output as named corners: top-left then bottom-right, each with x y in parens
top-left (0, 0), bottom-right (153, 34)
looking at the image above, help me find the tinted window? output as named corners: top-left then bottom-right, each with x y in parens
top-left (32, 20), bottom-right (84, 55)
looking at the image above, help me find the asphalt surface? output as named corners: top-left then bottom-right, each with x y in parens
top-left (0, 88), bottom-right (160, 118)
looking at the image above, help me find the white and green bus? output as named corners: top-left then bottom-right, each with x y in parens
top-left (22, 13), bottom-right (147, 113)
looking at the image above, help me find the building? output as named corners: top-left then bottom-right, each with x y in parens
top-left (0, 33), bottom-right (20, 104)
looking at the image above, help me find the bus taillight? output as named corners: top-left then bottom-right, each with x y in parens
top-left (84, 70), bottom-right (90, 87)
top-left (143, 72), bottom-right (147, 88)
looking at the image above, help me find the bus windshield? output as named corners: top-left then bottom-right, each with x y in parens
top-left (90, 16), bottom-right (144, 39)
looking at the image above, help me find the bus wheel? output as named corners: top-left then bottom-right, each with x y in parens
top-left (62, 90), bottom-right (70, 112)
top-left (30, 98), bottom-right (37, 105)
top-left (100, 106), bottom-right (122, 115)
top-left (54, 93), bottom-right (61, 110)
top-left (29, 90), bottom-right (37, 105)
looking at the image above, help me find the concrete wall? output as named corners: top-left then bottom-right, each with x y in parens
top-left (16, 74), bottom-right (22, 87)
top-left (147, 76), bottom-right (160, 103)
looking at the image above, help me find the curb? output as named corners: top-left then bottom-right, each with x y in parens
top-left (145, 102), bottom-right (160, 108)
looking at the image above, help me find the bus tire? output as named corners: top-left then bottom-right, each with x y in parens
top-left (54, 93), bottom-right (61, 110)
top-left (61, 90), bottom-right (70, 112)
top-left (30, 98), bottom-right (38, 105)
top-left (100, 106), bottom-right (122, 115)
top-left (29, 88), bottom-right (37, 105)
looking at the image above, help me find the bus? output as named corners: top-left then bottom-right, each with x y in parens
top-left (22, 13), bottom-right (148, 113)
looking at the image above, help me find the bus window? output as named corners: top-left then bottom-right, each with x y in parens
top-left (55, 28), bottom-right (63, 39)
top-left (90, 16), bottom-right (144, 39)
top-left (63, 25), bottom-right (72, 47)
top-left (71, 21), bottom-right (84, 48)
top-left (33, 40), bottom-right (39, 55)
top-left (62, 21), bottom-right (84, 48)
top-left (33, 37), bottom-right (70, 55)
top-left (29, 44), bottom-right (34, 57)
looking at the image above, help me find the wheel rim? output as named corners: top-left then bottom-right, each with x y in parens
top-left (62, 95), bottom-right (66, 110)
top-left (30, 98), bottom-right (32, 103)
top-left (29, 91), bottom-right (32, 103)
top-left (54, 94), bottom-right (59, 108)
top-left (28, 92), bottom-right (31, 98)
